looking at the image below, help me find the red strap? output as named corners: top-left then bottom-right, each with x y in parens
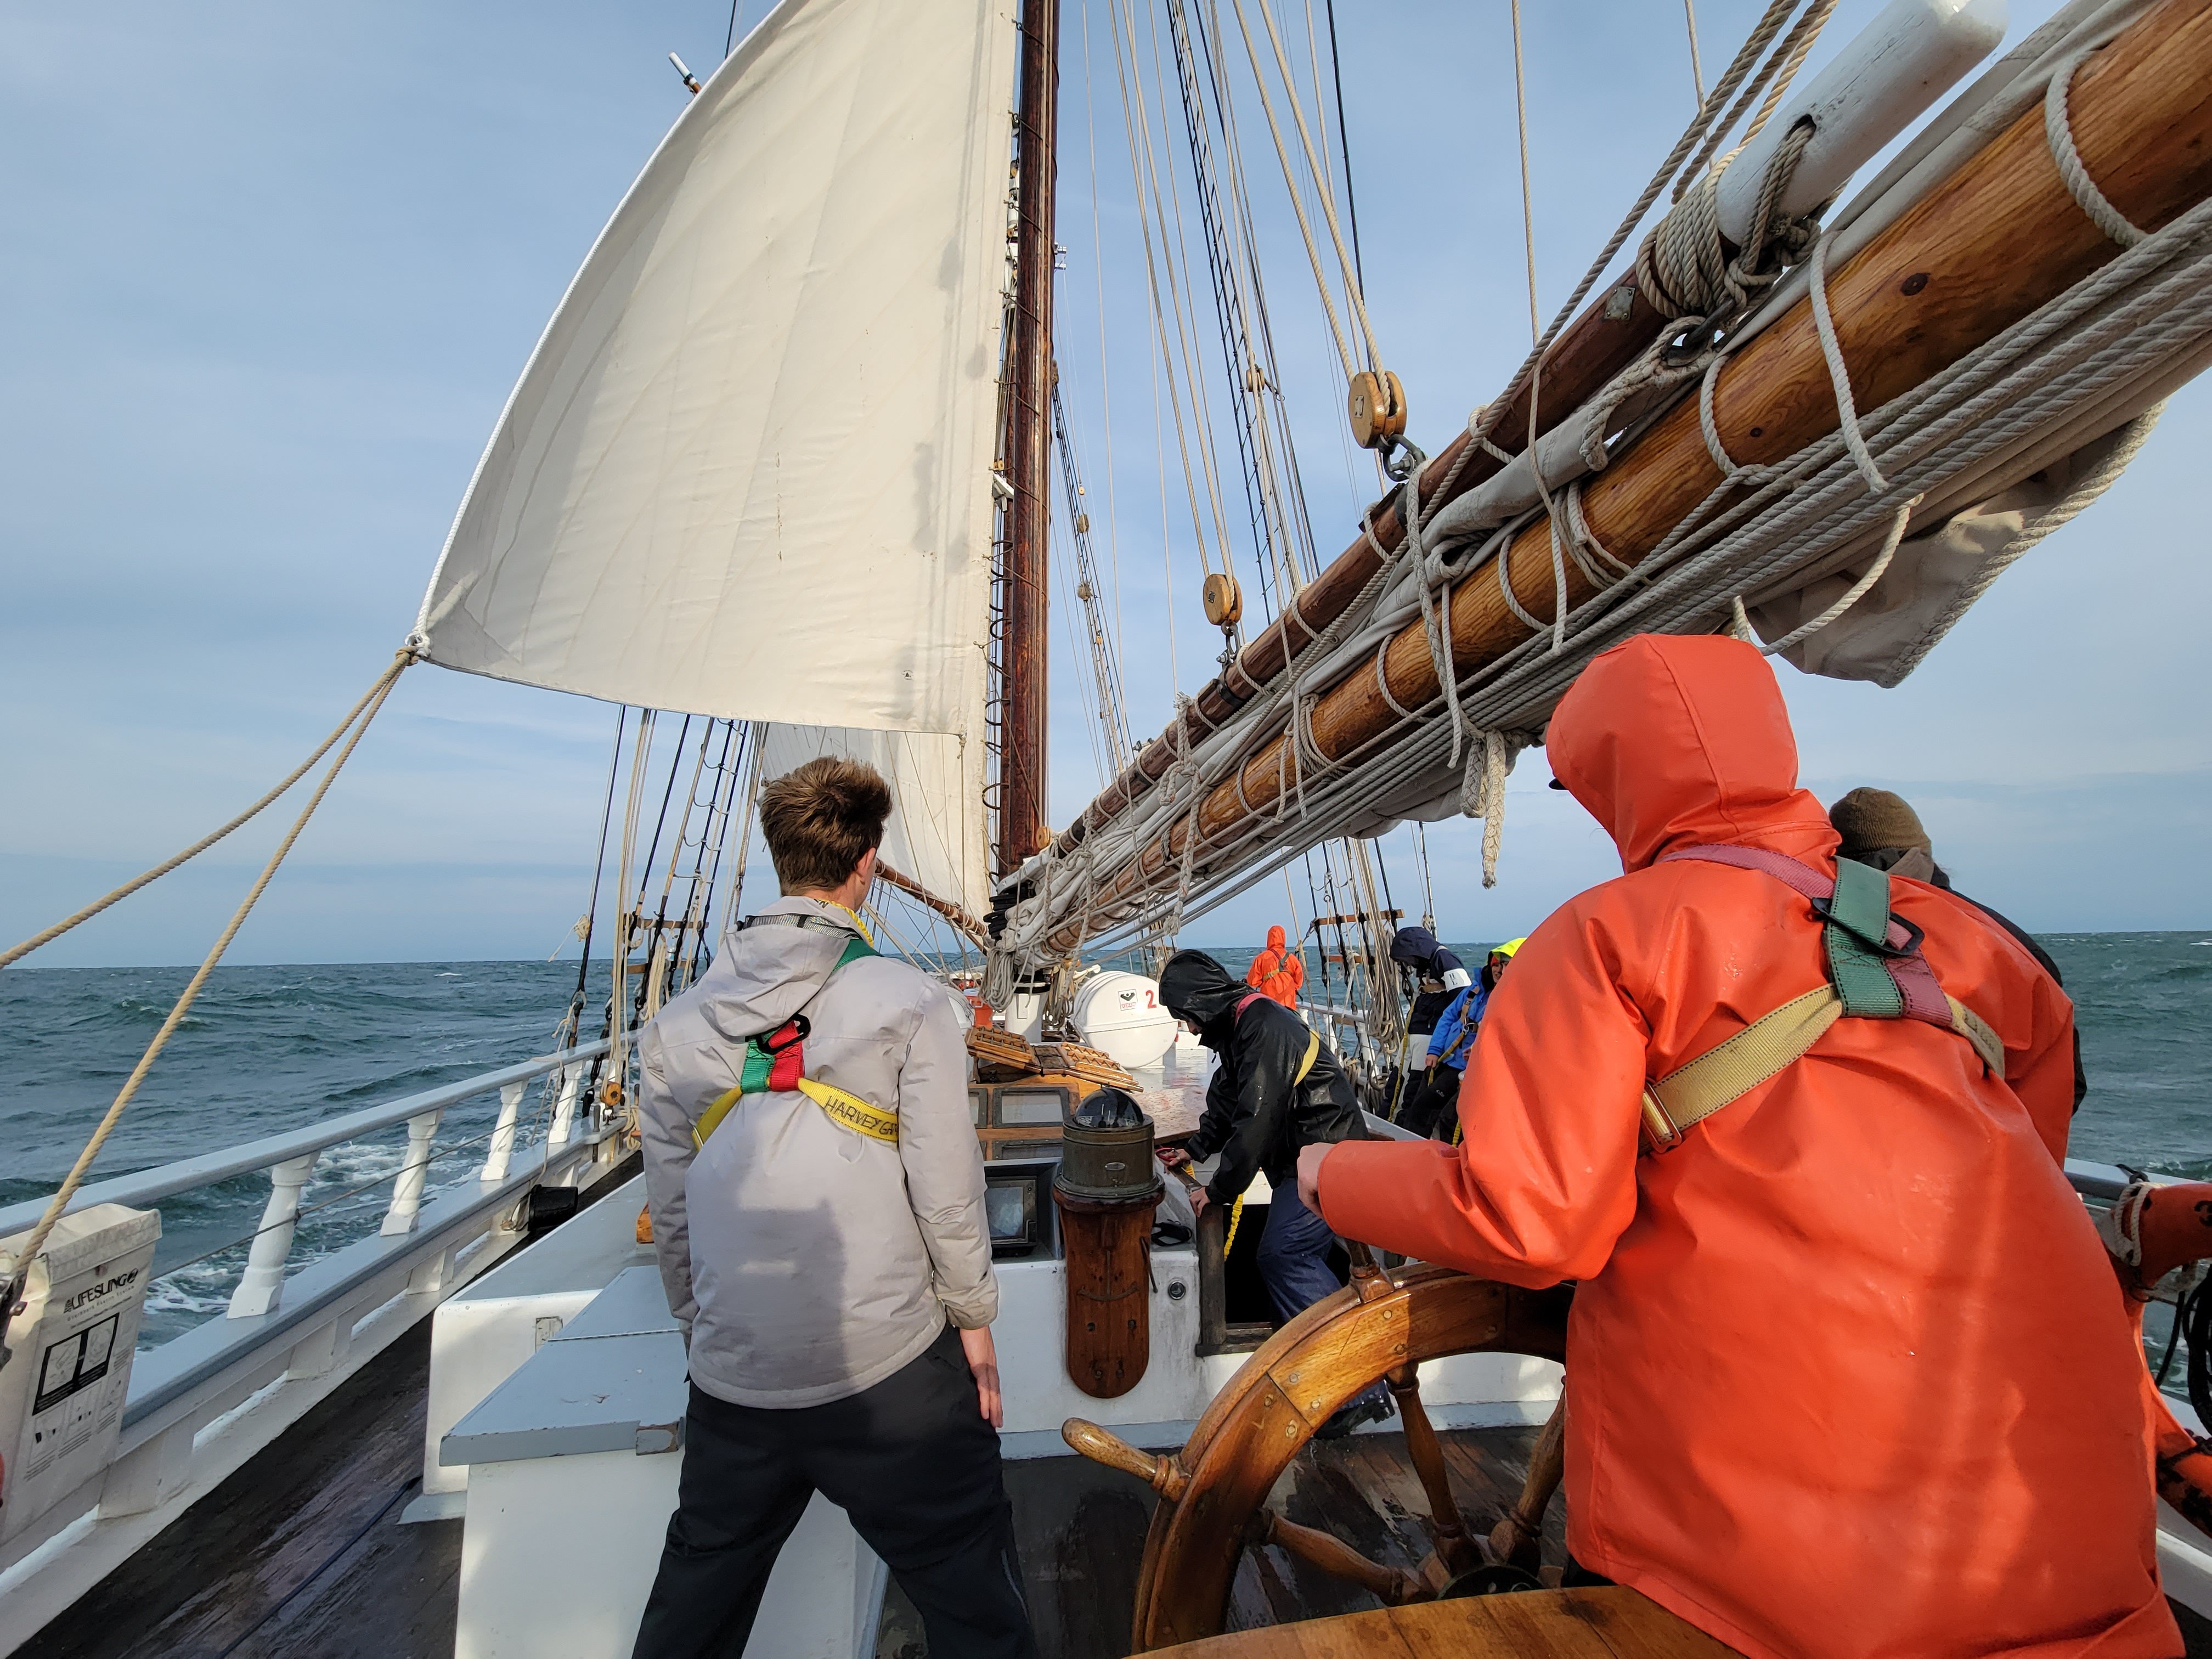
top-left (1233, 991), bottom-right (1267, 1020)
top-left (1658, 845), bottom-right (1916, 950)
top-left (1659, 845), bottom-right (1955, 1032)
top-left (765, 1021), bottom-right (805, 1092)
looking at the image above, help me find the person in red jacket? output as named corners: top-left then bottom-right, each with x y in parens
top-left (1298, 634), bottom-right (2176, 1659)
top-left (1244, 923), bottom-right (1305, 1007)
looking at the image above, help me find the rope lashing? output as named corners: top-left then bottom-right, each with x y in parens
top-left (1702, 227), bottom-right (1885, 495)
top-left (1634, 114), bottom-right (1820, 328)
top-left (1757, 494), bottom-right (1924, 657)
top-left (1397, 451), bottom-right (1475, 768)
top-left (1807, 230), bottom-right (1888, 494)
top-left (0, 653), bottom-right (408, 1343)
top-left (2045, 47), bottom-right (2148, 250)
top-left (0, 648), bottom-right (414, 970)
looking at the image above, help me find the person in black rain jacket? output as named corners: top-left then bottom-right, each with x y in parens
top-left (1155, 949), bottom-right (1392, 1436)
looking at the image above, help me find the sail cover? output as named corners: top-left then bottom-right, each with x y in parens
top-left (758, 724), bottom-right (989, 917)
top-left (413, 0), bottom-right (1017, 737)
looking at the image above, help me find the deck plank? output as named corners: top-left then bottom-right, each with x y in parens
top-left (14, 1321), bottom-right (457, 1659)
top-left (1150, 1588), bottom-right (1732, 1657)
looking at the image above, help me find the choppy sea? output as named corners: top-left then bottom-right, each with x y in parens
top-left (4, 932), bottom-right (2209, 1351)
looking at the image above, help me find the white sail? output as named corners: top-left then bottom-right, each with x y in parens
top-left (758, 724), bottom-right (989, 918)
top-left (413, 0), bottom-right (1017, 738)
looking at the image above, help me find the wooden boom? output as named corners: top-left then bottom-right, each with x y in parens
top-left (1043, 0), bottom-right (2212, 955)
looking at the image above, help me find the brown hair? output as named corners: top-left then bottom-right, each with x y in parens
top-left (757, 757), bottom-right (893, 894)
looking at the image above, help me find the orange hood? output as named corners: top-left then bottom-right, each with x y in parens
top-left (1546, 634), bottom-right (1837, 874)
top-left (1265, 924), bottom-right (1288, 952)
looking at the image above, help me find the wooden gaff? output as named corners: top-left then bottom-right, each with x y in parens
top-left (1044, 0), bottom-right (2212, 954)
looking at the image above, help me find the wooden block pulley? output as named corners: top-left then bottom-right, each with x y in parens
top-left (1347, 368), bottom-right (1407, 450)
top-left (1202, 571), bottom-right (1243, 628)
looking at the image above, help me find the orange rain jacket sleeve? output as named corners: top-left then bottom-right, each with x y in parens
top-left (1317, 635), bottom-right (2175, 1659)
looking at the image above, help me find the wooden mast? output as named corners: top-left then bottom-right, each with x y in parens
top-left (998, 0), bottom-right (1060, 878)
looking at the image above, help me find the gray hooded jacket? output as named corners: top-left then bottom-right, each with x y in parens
top-left (637, 896), bottom-right (996, 1408)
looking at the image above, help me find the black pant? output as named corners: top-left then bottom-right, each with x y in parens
top-left (1397, 1068), bottom-right (1461, 1139)
top-left (631, 1324), bottom-right (1037, 1659)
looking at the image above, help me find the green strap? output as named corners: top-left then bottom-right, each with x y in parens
top-left (1825, 857), bottom-right (1904, 1018)
top-left (737, 935), bottom-right (876, 1082)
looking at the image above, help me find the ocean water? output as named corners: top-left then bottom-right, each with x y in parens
top-left (4, 933), bottom-right (2208, 1348)
top-left (1, 960), bottom-right (611, 1345)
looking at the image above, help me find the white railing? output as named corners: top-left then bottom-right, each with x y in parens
top-left (0, 1037), bottom-right (621, 1658)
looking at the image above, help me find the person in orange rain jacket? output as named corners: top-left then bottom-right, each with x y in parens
top-left (1299, 634), bottom-right (2177, 1659)
top-left (1244, 923), bottom-right (1305, 1007)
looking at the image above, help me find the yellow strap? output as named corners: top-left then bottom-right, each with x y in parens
top-left (1642, 986), bottom-right (2008, 1150)
top-left (691, 1077), bottom-right (899, 1149)
top-left (1946, 995), bottom-right (2006, 1075)
top-left (693, 1085), bottom-right (743, 1149)
top-left (1642, 987), bottom-right (1842, 1149)
top-left (1220, 1029), bottom-right (1321, 1245)
top-left (795, 1076), bottom-right (899, 1144)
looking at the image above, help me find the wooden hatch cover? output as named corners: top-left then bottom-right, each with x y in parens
top-left (1143, 1587), bottom-right (1736, 1657)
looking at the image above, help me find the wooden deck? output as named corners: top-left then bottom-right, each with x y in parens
top-left (936, 1420), bottom-right (1572, 1659)
top-left (25, 1335), bottom-right (2212, 1659)
top-left (16, 1319), bottom-right (459, 1659)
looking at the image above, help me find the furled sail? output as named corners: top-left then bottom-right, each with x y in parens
top-left (758, 724), bottom-right (990, 918)
top-left (412, 0), bottom-right (1017, 739)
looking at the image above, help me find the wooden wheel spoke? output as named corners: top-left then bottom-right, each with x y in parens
top-left (1486, 1397), bottom-right (1566, 1570)
top-left (1248, 1506), bottom-right (1429, 1605)
top-left (1384, 1362), bottom-right (1481, 1576)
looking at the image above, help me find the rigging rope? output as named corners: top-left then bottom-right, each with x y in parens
top-left (1447, 0), bottom-right (1818, 499)
top-left (0, 650), bottom-right (412, 970)
top-left (1, 656), bottom-right (408, 1324)
top-left (1754, 494), bottom-right (1921, 656)
top-left (1684, 0), bottom-right (1706, 106)
top-left (1231, 0), bottom-right (1381, 373)
top-left (2045, 46), bottom-right (2148, 249)
top-left (1221, 0), bottom-right (1365, 383)
top-left (1024, 46), bottom-right (2203, 960)
top-left (1509, 0), bottom-right (1542, 348)
top-left (1322, 0), bottom-right (1364, 290)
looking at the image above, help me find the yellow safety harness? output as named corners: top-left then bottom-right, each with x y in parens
top-left (691, 916), bottom-right (899, 1149)
top-left (1222, 1027), bottom-right (1321, 1255)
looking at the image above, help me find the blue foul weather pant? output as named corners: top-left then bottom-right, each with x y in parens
top-left (1256, 1175), bottom-right (1391, 1412)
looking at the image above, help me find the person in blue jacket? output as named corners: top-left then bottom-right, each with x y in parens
top-left (1398, 938), bottom-right (1522, 1140)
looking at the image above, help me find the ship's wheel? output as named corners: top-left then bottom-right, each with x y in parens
top-left (1064, 1245), bottom-right (1573, 1651)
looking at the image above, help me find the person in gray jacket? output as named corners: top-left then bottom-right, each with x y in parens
top-left (631, 757), bottom-right (1034, 1659)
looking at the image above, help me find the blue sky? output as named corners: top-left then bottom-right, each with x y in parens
top-left (2, 0), bottom-right (2202, 968)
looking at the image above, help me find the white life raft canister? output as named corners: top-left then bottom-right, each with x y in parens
top-left (1070, 971), bottom-right (1178, 1070)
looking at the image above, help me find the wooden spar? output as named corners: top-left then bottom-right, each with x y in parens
top-left (1038, 0), bottom-right (2005, 876)
top-left (1046, 0), bottom-right (2212, 953)
top-left (997, 0), bottom-right (1059, 878)
top-left (1041, 259), bottom-right (1677, 867)
top-left (874, 859), bottom-right (990, 947)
